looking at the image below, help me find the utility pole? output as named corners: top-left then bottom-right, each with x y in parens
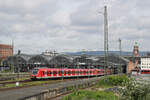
top-left (119, 38), bottom-right (122, 73)
top-left (104, 5), bottom-right (109, 79)
top-left (119, 38), bottom-right (122, 57)
top-left (11, 39), bottom-right (14, 73)
top-left (12, 39), bottom-right (14, 56)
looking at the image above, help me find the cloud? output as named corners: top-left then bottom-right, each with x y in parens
top-left (0, 0), bottom-right (150, 54)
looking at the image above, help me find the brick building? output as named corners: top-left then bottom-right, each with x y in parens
top-left (0, 44), bottom-right (13, 60)
top-left (133, 41), bottom-right (139, 57)
top-left (127, 42), bottom-right (140, 73)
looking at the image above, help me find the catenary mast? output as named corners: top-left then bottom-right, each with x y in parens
top-left (104, 5), bottom-right (108, 78)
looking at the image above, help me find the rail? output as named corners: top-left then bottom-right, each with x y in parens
top-left (0, 73), bottom-right (30, 81)
top-left (20, 77), bottom-right (100, 100)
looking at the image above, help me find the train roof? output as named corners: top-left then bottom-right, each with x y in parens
top-left (34, 67), bottom-right (48, 69)
top-left (33, 68), bottom-right (101, 71)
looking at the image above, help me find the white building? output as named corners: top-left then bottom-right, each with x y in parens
top-left (140, 57), bottom-right (150, 70)
top-left (41, 50), bottom-right (59, 56)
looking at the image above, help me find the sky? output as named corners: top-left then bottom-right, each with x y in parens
top-left (0, 0), bottom-right (149, 54)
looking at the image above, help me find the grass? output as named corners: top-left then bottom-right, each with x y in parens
top-left (62, 90), bottom-right (119, 100)
top-left (0, 80), bottom-right (62, 89)
top-left (62, 75), bottom-right (129, 100)
top-left (0, 78), bottom-right (30, 83)
top-left (96, 74), bottom-right (129, 88)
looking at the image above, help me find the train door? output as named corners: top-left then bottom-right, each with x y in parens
top-left (75, 70), bottom-right (77, 76)
top-left (96, 70), bottom-right (99, 75)
top-left (51, 70), bottom-right (53, 77)
top-left (72, 70), bottom-right (75, 76)
top-left (45, 70), bottom-right (47, 77)
top-left (62, 69), bottom-right (64, 77)
top-left (58, 70), bottom-right (62, 77)
top-left (84, 70), bottom-right (86, 76)
top-left (78, 70), bottom-right (81, 76)
top-left (64, 70), bottom-right (67, 77)
top-left (88, 70), bottom-right (90, 76)
top-left (80, 70), bottom-right (82, 76)
top-left (77, 70), bottom-right (80, 76)
top-left (81, 70), bottom-right (83, 76)
top-left (53, 70), bottom-right (57, 77)
top-left (47, 70), bottom-right (51, 77)
top-left (68, 70), bottom-right (71, 76)
top-left (41, 71), bottom-right (45, 77)
top-left (86, 70), bottom-right (88, 76)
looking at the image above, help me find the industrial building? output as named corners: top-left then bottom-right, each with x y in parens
top-left (0, 44), bottom-right (13, 60)
top-left (2, 53), bottom-right (129, 73)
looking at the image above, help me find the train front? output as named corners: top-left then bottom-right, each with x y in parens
top-left (30, 68), bottom-right (38, 80)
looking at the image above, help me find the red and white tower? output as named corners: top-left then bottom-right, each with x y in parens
top-left (133, 41), bottom-right (139, 67)
top-left (133, 41), bottom-right (139, 57)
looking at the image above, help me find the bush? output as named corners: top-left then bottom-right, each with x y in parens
top-left (119, 78), bottom-right (150, 100)
top-left (62, 90), bottom-right (119, 100)
top-left (97, 75), bottom-right (129, 87)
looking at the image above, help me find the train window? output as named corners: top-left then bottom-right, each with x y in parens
top-left (65, 71), bottom-right (68, 74)
top-left (32, 69), bottom-right (38, 75)
top-left (42, 71), bottom-right (44, 75)
top-left (72, 71), bottom-right (75, 74)
top-left (59, 71), bottom-right (62, 74)
top-left (53, 71), bottom-right (57, 75)
top-left (75, 71), bottom-right (78, 74)
top-left (75, 71), bottom-right (77, 74)
top-left (90, 71), bottom-right (92, 74)
top-left (68, 71), bottom-right (71, 74)
top-left (47, 71), bottom-right (51, 75)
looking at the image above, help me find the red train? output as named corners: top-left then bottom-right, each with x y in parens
top-left (30, 67), bottom-right (112, 80)
top-left (141, 70), bottom-right (150, 74)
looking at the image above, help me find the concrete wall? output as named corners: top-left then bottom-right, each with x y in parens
top-left (21, 80), bottom-right (97, 100)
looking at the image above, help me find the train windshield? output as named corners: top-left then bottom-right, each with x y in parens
top-left (32, 69), bottom-right (38, 75)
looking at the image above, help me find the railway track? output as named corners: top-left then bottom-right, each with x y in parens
top-left (0, 73), bottom-right (30, 81)
top-left (0, 76), bottom-right (102, 100)
top-left (0, 77), bottom-right (89, 91)
top-left (0, 79), bottom-right (31, 84)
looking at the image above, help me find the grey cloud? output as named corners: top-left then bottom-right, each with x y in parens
top-left (0, 0), bottom-right (150, 54)
top-left (70, 0), bottom-right (104, 34)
